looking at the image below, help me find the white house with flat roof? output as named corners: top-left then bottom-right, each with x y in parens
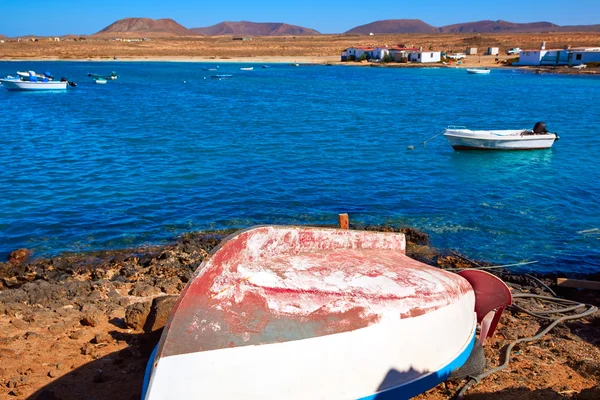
top-left (517, 42), bottom-right (600, 66)
top-left (570, 47), bottom-right (600, 65)
top-left (346, 47), bottom-right (374, 60)
top-left (408, 50), bottom-right (441, 63)
top-left (373, 47), bottom-right (391, 60)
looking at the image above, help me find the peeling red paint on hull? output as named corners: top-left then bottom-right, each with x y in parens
top-left (156, 226), bottom-right (472, 357)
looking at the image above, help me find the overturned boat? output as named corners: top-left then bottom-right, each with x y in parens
top-left (444, 122), bottom-right (560, 150)
top-left (142, 225), bottom-right (510, 399)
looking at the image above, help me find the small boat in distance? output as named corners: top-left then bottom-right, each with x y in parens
top-left (141, 225), bottom-right (511, 400)
top-left (210, 74), bottom-right (233, 80)
top-left (466, 68), bottom-right (491, 74)
top-left (240, 67), bottom-right (254, 71)
top-left (262, 65), bottom-right (272, 69)
top-left (95, 78), bottom-right (107, 84)
top-left (443, 122), bottom-right (560, 150)
top-left (202, 67), bottom-right (218, 71)
top-left (88, 71), bottom-right (118, 80)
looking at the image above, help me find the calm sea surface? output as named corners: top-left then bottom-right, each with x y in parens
top-left (1, 62), bottom-right (599, 274)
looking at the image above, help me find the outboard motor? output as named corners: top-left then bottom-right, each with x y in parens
top-left (533, 121), bottom-right (548, 134)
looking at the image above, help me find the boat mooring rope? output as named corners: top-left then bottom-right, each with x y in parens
top-left (421, 129), bottom-right (446, 147)
top-left (444, 259), bottom-right (539, 272)
top-left (455, 278), bottom-right (598, 399)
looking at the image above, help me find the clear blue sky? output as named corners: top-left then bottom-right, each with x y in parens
top-left (1, 0), bottom-right (598, 37)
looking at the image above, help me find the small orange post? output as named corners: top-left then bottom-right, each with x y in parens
top-left (338, 213), bottom-right (349, 230)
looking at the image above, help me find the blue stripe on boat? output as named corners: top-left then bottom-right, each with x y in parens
top-left (141, 344), bottom-right (158, 400)
top-left (359, 331), bottom-right (476, 400)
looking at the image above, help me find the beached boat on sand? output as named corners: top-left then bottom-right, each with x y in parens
top-left (444, 122), bottom-right (560, 150)
top-left (466, 68), bottom-right (490, 74)
top-left (142, 225), bottom-right (511, 400)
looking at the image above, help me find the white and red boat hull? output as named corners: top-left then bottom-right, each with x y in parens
top-left (143, 226), bottom-right (479, 399)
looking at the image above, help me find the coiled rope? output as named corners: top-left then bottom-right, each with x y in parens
top-left (455, 279), bottom-right (598, 399)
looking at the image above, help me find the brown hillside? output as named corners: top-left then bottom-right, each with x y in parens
top-left (95, 18), bottom-right (190, 36)
top-left (440, 20), bottom-right (558, 33)
top-left (190, 21), bottom-right (320, 36)
top-left (345, 19), bottom-right (438, 34)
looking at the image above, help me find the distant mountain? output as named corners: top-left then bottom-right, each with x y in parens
top-left (0, 34), bottom-right (7, 39)
top-left (190, 21), bottom-right (320, 36)
top-left (96, 18), bottom-right (191, 35)
top-left (345, 19), bottom-right (438, 34)
top-left (345, 19), bottom-right (600, 34)
top-left (556, 24), bottom-right (600, 32)
top-left (439, 20), bottom-right (558, 33)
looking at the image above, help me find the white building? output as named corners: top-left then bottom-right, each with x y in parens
top-left (466, 47), bottom-right (477, 55)
top-left (517, 42), bottom-right (600, 66)
top-left (372, 47), bottom-right (391, 60)
top-left (570, 47), bottom-right (600, 65)
top-left (487, 47), bottom-right (499, 56)
top-left (345, 47), bottom-right (374, 60)
top-left (408, 50), bottom-right (441, 63)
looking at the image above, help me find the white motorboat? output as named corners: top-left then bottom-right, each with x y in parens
top-left (466, 68), bottom-right (490, 74)
top-left (240, 67), bottom-right (254, 71)
top-left (443, 122), bottom-right (559, 150)
top-left (95, 78), bottom-right (107, 84)
top-left (0, 78), bottom-right (67, 91)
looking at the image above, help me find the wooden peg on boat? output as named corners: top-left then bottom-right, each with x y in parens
top-left (338, 213), bottom-right (349, 230)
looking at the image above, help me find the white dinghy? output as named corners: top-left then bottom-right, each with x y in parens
top-left (141, 225), bottom-right (511, 400)
top-left (444, 122), bottom-right (559, 150)
top-left (466, 68), bottom-right (491, 74)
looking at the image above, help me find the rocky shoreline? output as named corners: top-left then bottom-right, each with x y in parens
top-left (1, 225), bottom-right (598, 399)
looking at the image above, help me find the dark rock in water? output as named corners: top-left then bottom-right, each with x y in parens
top-left (144, 295), bottom-right (178, 334)
top-left (8, 248), bottom-right (31, 265)
top-left (124, 301), bottom-right (152, 330)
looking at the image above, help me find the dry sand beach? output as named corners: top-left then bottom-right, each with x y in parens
top-left (2, 32), bottom-right (599, 74)
top-left (1, 32), bottom-right (599, 63)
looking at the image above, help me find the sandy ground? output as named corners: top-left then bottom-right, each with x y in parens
top-left (0, 227), bottom-right (599, 400)
top-left (1, 32), bottom-right (599, 63)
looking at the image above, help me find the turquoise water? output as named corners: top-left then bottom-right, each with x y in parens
top-left (1, 62), bottom-right (599, 274)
